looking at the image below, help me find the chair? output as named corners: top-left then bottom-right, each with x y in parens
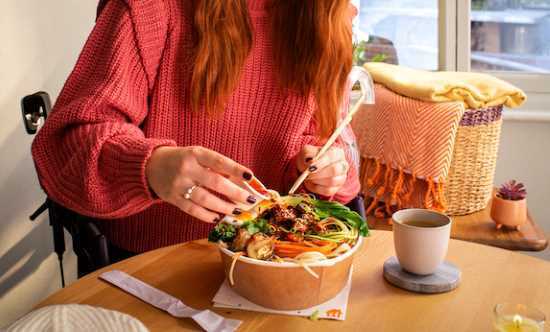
top-left (23, 92), bottom-right (111, 287)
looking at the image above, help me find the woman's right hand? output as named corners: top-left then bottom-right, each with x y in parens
top-left (145, 146), bottom-right (257, 223)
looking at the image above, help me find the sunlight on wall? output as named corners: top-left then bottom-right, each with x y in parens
top-left (0, 0), bottom-right (96, 326)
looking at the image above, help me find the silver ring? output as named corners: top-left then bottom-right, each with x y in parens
top-left (183, 185), bottom-right (199, 200)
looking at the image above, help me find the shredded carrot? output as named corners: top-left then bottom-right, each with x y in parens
top-left (274, 241), bottom-right (337, 258)
top-left (311, 239), bottom-right (332, 246)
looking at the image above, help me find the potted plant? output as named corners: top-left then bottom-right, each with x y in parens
top-left (490, 180), bottom-right (527, 231)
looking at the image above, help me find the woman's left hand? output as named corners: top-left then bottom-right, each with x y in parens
top-left (296, 145), bottom-right (349, 197)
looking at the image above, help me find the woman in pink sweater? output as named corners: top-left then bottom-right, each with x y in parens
top-left (32, 0), bottom-right (360, 254)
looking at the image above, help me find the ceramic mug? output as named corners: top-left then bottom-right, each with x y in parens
top-left (392, 209), bottom-right (452, 275)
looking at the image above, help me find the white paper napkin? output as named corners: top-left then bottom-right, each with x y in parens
top-left (212, 270), bottom-right (353, 321)
top-left (100, 270), bottom-right (241, 332)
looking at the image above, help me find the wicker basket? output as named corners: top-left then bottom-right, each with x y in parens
top-left (444, 105), bottom-right (503, 215)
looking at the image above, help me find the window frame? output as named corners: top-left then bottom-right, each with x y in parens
top-left (440, 0), bottom-right (550, 96)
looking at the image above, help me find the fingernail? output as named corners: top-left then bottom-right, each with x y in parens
top-left (233, 208), bottom-right (242, 215)
top-left (308, 165), bottom-right (318, 172)
top-left (305, 157), bottom-right (313, 163)
top-left (246, 195), bottom-right (257, 204)
top-left (243, 172), bottom-right (252, 181)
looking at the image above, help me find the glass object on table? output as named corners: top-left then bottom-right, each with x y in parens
top-left (351, 0), bottom-right (439, 70)
top-left (493, 303), bottom-right (546, 331)
top-left (471, 0), bottom-right (550, 73)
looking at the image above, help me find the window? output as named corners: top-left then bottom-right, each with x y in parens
top-left (471, 0), bottom-right (550, 73)
top-left (353, 0), bottom-right (439, 70)
top-left (353, 0), bottom-right (550, 98)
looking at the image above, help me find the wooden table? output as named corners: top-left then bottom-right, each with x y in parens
top-left (367, 204), bottom-right (548, 251)
top-left (37, 231), bottom-right (550, 331)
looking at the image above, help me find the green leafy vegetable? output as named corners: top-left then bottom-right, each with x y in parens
top-left (208, 223), bottom-right (237, 243)
top-left (280, 195), bottom-right (304, 207)
top-left (242, 218), bottom-right (270, 235)
top-left (314, 208), bottom-right (330, 220)
top-left (309, 309), bottom-right (320, 321)
top-left (312, 199), bottom-right (369, 237)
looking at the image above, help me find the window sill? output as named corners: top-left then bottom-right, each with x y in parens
top-left (503, 110), bottom-right (550, 123)
top-left (505, 91), bottom-right (550, 123)
top-left (350, 89), bottom-right (550, 123)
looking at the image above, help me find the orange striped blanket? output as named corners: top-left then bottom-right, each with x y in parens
top-left (352, 84), bottom-right (465, 217)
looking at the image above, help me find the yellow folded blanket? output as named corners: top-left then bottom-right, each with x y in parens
top-left (363, 62), bottom-right (526, 109)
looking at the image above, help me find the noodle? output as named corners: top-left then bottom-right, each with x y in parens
top-left (230, 250), bottom-right (323, 284)
top-left (327, 243), bottom-right (351, 258)
top-left (293, 251), bottom-right (328, 263)
top-left (282, 251), bottom-right (328, 279)
top-left (229, 252), bottom-right (244, 286)
top-left (305, 218), bottom-right (358, 243)
top-left (299, 262), bottom-right (319, 279)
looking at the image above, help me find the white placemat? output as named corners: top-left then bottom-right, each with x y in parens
top-left (213, 270), bottom-right (353, 321)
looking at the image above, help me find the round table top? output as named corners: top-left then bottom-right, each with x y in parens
top-left (37, 231), bottom-right (550, 331)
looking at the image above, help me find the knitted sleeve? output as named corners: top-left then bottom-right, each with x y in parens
top-left (31, 0), bottom-right (175, 218)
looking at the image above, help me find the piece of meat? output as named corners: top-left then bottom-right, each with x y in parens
top-left (271, 205), bottom-right (297, 224)
top-left (295, 202), bottom-right (314, 215)
top-left (246, 233), bottom-right (274, 260)
top-left (300, 211), bottom-right (318, 225)
top-left (313, 222), bottom-right (328, 233)
top-left (232, 228), bottom-right (252, 251)
top-left (286, 233), bottom-right (304, 242)
top-left (292, 218), bottom-right (309, 233)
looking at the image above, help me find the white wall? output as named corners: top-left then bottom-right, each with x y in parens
top-left (496, 118), bottom-right (550, 260)
top-left (496, 91), bottom-right (550, 261)
top-left (0, 0), bottom-right (96, 326)
top-left (0, 0), bottom-right (548, 328)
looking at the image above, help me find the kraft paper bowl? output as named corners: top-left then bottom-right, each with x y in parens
top-left (218, 236), bottom-right (363, 310)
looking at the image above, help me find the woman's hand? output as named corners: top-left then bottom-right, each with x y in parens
top-left (145, 146), bottom-right (257, 223)
top-left (296, 145), bottom-right (349, 197)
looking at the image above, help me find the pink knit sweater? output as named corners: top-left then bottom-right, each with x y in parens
top-left (31, 0), bottom-right (360, 252)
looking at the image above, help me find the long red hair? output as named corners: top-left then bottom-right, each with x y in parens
top-left (191, 0), bottom-right (353, 138)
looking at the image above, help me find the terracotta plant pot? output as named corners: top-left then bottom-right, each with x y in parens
top-left (490, 194), bottom-right (527, 231)
top-left (218, 237), bottom-right (363, 310)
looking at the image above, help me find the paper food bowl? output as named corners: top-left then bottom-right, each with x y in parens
top-left (218, 236), bottom-right (363, 310)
